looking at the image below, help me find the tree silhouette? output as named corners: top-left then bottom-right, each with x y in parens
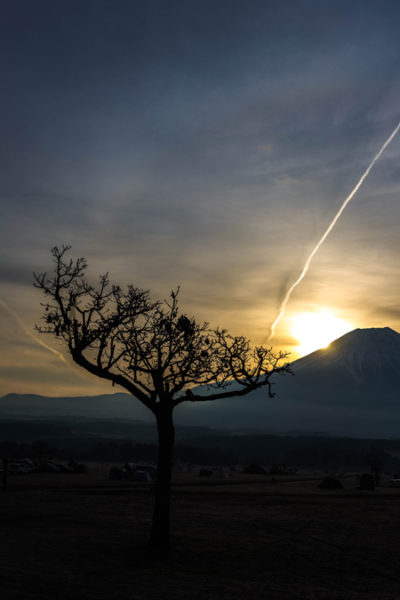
top-left (34, 246), bottom-right (291, 553)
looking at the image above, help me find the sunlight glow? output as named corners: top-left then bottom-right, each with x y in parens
top-left (291, 310), bottom-right (354, 356)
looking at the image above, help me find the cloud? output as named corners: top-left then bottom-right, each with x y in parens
top-left (2, 0), bottom-right (400, 394)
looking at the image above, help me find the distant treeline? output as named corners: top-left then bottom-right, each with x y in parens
top-left (1, 418), bottom-right (400, 470)
top-left (0, 440), bottom-right (233, 465)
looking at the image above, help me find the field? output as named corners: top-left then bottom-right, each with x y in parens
top-left (1, 467), bottom-right (399, 599)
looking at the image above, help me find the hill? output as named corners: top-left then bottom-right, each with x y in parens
top-left (0, 392), bottom-right (152, 420)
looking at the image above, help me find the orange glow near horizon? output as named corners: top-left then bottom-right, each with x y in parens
top-left (291, 310), bottom-right (354, 356)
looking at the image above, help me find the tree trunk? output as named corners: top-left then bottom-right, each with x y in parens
top-left (149, 406), bottom-right (175, 553)
top-left (2, 457), bottom-right (8, 492)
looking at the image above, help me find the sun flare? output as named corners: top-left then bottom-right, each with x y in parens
top-left (291, 310), bottom-right (354, 356)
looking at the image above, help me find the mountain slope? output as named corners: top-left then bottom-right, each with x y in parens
top-left (175, 327), bottom-right (400, 437)
top-left (294, 327), bottom-right (400, 387)
top-left (2, 328), bottom-right (400, 437)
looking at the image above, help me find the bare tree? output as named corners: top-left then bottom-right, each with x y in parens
top-left (34, 246), bottom-right (291, 553)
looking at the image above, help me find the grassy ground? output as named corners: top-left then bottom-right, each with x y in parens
top-left (1, 469), bottom-right (399, 599)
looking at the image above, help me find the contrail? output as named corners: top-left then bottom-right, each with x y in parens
top-left (0, 299), bottom-right (67, 363)
top-left (268, 119), bottom-right (400, 341)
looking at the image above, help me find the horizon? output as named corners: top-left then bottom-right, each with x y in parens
top-left (2, 324), bottom-right (399, 400)
top-left (2, 322), bottom-right (400, 440)
top-left (2, 2), bottom-right (400, 397)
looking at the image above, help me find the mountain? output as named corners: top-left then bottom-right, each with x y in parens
top-left (293, 327), bottom-right (400, 387)
top-left (2, 327), bottom-right (400, 438)
top-left (0, 392), bottom-right (152, 421)
top-left (175, 327), bottom-right (400, 437)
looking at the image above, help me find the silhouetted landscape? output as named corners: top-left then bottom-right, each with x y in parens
top-left (2, 416), bottom-right (400, 471)
top-left (3, 2), bottom-right (400, 597)
top-left (2, 327), bottom-right (400, 597)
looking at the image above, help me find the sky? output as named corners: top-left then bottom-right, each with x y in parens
top-left (1, 0), bottom-right (400, 397)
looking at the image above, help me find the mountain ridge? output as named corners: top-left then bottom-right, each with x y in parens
top-left (293, 327), bottom-right (400, 385)
top-left (2, 327), bottom-right (400, 437)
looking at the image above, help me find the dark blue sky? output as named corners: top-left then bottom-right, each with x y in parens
top-left (1, 0), bottom-right (400, 395)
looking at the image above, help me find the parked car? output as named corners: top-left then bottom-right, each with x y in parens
top-left (9, 462), bottom-right (32, 474)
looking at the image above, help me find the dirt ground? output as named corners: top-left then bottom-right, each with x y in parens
top-left (1, 469), bottom-right (399, 599)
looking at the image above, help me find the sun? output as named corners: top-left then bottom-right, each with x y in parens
top-left (291, 310), bottom-right (354, 356)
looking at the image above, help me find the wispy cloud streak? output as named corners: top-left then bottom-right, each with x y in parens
top-left (0, 299), bottom-right (67, 363)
